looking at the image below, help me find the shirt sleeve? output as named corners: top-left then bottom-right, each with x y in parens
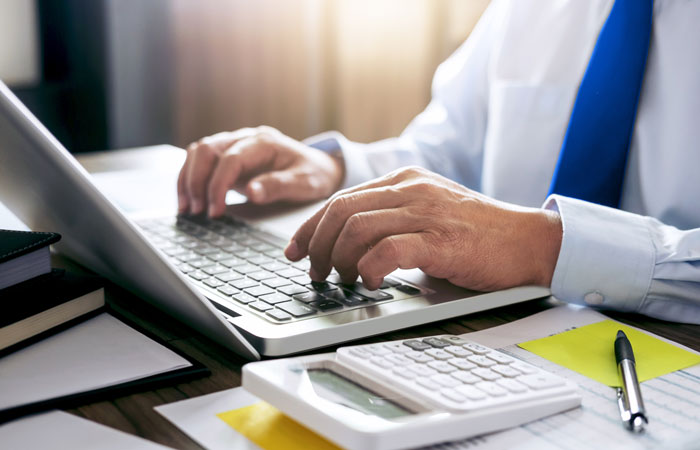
top-left (544, 194), bottom-right (700, 324)
top-left (305, 0), bottom-right (507, 190)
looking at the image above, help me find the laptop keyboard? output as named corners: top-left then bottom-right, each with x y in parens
top-left (138, 216), bottom-right (427, 323)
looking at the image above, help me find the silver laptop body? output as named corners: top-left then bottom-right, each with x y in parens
top-left (0, 81), bottom-right (550, 360)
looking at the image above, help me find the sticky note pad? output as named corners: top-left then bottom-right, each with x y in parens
top-left (518, 320), bottom-right (700, 387)
top-left (217, 401), bottom-right (341, 450)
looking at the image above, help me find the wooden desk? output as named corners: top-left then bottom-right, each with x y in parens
top-left (34, 148), bottom-right (700, 448)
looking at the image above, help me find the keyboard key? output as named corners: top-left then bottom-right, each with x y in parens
top-left (216, 271), bottom-right (244, 282)
top-left (425, 348), bottom-right (452, 360)
top-left (455, 385), bottom-right (488, 400)
top-left (220, 257), bottom-right (246, 268)
top-left (262, 261), bottom-right (289, 272)
top-left (472, 368), bottom-right (501, 381)
top-left (266, 309), bottom-right (292, 321)
top-left (309, 281), bottom-right (337, 292)
top-left (234, 263), bottom-right (260, 274)
top-left (447, 358), bottom-right (477, 371)
top-left (188, 271), bottom-right (207, 281)
top-left (248, 270), bottom-right (275, 281)
top-left (232, 293), bottom-right (257, 304)
top-left (259, 292), bottom-right (292, 305)
top-left (217, 285), bottom-right (239, 296)
top-left (203, 277), bottom-right (224, 288)
top-left (277, 301), bottom-right (316, 318)
top-left (293, 291), bottom-right (324, 303)
top-left (189, 258), bottom-right (215, 269)
top-left (475, 382), bottom-right (508, 397)
top-left (492, 365), bottom-right (521, 378)
top-left (427, 361), bottom-right (457, 373)
top-left (518, 374), bottom-right (565, 390)
top-left (395, 284), bottom-right (421, 295)
top-left (444, 345), bottom-right (472, 357)
top-left (405, 351), bottom-right (434, 364)
top-left (431, 374), bottom-right (461, 388)
top-left (290, 275), bottom-right (313, 285)
top-left (176, 263), bottom-right (194, 273)
top-left (202, 265), bottom-right (229, 276)
top-left (496, 379), bottom-right (528, 393)
top-left (249, 301), bottom-right (273, 312)
top-left (322, 289), bottom-right (368, 306)
top-left (245, 285), bottom-right (276, 297)
top-left (291, 259), bottom-right (310, 271)
top-left (262, 277), bottom-right (292, 288)
top-left (230, 278), bottom-right (258, 290)
top-left (451, 370), bottom-right (482, 384)
top-left (404, 340), bottom-right (432, 351)
top-left (343, 283), bottom-right (393, 301)
top-left (246, 254), bottom-right (274, 265)
top-left (279, 284), bottom-right (308, 296)
top-left (277, 268), bottom-right (305, 278)
top-left (308, 300), bottom-right (343, 311)
top-left (380, 277), bottom-right (401, 288)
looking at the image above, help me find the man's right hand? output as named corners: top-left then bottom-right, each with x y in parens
top-left (177, 126), bottom-right (345, 217)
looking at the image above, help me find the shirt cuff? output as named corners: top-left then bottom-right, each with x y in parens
top-left (304, 131), bottom-right (376, 190)
top-left (543, 195), bottom-right (655, 313)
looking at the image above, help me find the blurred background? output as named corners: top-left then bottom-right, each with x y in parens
top-left (0, 0), bottom-right (489, 153)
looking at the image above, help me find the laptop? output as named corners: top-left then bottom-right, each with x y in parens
top-left (0, 80), bottom-right (550, 360)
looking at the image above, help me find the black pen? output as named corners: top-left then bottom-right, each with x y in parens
top-left (615, 330), bottom-right (648, 432)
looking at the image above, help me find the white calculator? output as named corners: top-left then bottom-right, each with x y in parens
top-left (242, 334), bottom-right (581, 450)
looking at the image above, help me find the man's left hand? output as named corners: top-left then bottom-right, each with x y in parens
top-left (285, 166), bottom-right (563, 291)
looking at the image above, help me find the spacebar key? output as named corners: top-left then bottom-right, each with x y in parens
top-left (276, 301), bottom-right (317, 317)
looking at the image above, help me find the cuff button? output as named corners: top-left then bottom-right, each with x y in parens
top-left (584, 291), bottom-right (604, 305)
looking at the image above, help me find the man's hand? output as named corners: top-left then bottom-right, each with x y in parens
top-left (178, 127), bottom-right (344, 217)
top-left (285, 166), bottom-right (562, 291)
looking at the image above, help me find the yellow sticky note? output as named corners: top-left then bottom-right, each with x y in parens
top-left (518, 320), bottom-right (700, 387)
top-left (217, 402), bottom-right (341, 450)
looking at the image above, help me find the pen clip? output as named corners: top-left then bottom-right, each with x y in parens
top-left (616, 387), bottom-right (632, 423)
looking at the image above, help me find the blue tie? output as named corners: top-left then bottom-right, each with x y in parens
top-left (548, 0), bottom-right (653, 207)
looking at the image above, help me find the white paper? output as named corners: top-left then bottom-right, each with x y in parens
top-left (155, 387), bottom-right (261, 450)
top-left (0, 313), bottom-right (191, 411)
top-left (0, 410), bottom-right (171, 450)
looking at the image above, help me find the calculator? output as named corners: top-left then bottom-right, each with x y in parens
top-left (242, 335), bottom-right (581, 450)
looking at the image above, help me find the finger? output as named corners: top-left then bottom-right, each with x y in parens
top-left (305, 189), bottom-right (406, 281)
top-left (185, 143), bottom-right (221, 214)
top-left (357, 233), bottom-right (427, 290)
top-left (245, 169), bottom-right (322, 205)
top-left (206, 136), bottom-right (276, 216)
top-left (286, 172), bottom-right (410, 261)
top-left (330, 208), bottom-right (425, 283)
top-left (177, 146), bottom-right (195, 213)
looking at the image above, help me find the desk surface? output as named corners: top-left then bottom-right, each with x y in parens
top-left (13, 147), bottom-right (700, 449)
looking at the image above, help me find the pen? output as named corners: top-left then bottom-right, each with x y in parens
top-left (615, 330), bottom-right (648, 432)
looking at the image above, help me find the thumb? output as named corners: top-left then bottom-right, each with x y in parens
top-left (246, 170), bottom-right (301, 204)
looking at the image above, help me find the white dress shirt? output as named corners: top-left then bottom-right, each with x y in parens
top-left (307, 0), bottom-right (700, 324)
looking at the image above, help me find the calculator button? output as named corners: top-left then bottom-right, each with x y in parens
top-left (350, 348), bottom-right (372, 359)
top-left (366, 345), bottom-right (392, 356)
top-left (393, 367), bottom-right (416, 379)
top-left (407, 364), bottom-right (438, 377)
top-left (423, 337), bottom-right (450, 348)
top-left (447, 358), bottom-right (477, 371)
top-left (511, 362), bottom-right (538, 375)
top-left (442, 336), bottom-right (469, 346)
top-left (427, 361), bottom-right (457, 373)
top-left (518, 374), bottom-right (565, 390)
top-left (441, 389), bottom-right (467, 403)
top-left (416, 377), bottom-right (441, 390)
top-left (486, 353), bottom-right (515, 364)
top-left (405, 351), bottom-right (434, 363)
top-left (467, 355), bottom-right (497, 367)
top-left (383, 342), bottom-right (411, 354)
top-left (475, 382), bottom-right (508, 397)
top-left (492, 365), bottom-right (521, 378)
top-left (425, 349), bottom-right (452, 360)
top-left (370, 357), bottom-right (394, 370)
top-left (472, 368), bottom-right (501, 381)
top-left (385, 354), bottom-right (412, 366)
top-left (455, 385), bottom-right (488, 400)
top-left (451, 370), bottom-right (481, 384)
top-left (431, 374), bottom-right (462, 388)
top-left (266, 309), bottom-right (292, 321)
top-left (463, 343), bottom-right (490, 354)
top-left (444, 345), bottom-right (472, 357)
top-left (404, 340), bottom-right (432, 351)
top-left (496, 379), bottom-right (528, 393)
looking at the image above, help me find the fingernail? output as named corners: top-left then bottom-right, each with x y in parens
top-left (191, 199), bottom-right (203, 214)
top-left (208, 204), bottom-right (217, 217)
top-left (178, 196), bottom-right (188, 213)
top-left (285, 239), bottom-right (300, 260)
top-left (309, 267), bottom-right (322, 282)
top-left (249, 181), bottom-right (265, 203)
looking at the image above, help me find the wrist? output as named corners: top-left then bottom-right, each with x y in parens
top-left (520, 209), bottom-right (562, 287)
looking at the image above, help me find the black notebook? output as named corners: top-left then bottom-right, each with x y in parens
top-left (0, 269), bottom-right (104, 353)
top-left (0, 229), bottom-right (60, 290)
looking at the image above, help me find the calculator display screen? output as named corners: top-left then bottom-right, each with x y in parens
top-left (307, 369), bottom-right (412, 419)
